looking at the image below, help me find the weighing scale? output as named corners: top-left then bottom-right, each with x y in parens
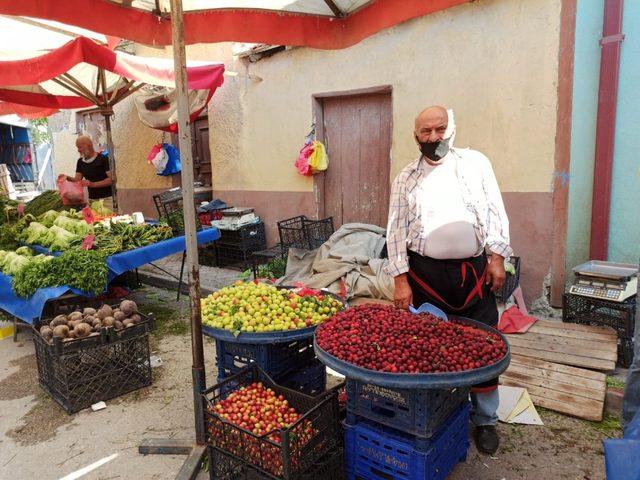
top-left (569, 260), bottom-right (638, 302)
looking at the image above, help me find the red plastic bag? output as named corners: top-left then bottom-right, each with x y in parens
top-left (295, 143), bottom-right (314, 176)
top-left (57, 177), bottom-right (88, 206)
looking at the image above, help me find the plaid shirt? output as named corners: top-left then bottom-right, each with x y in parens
top-left (385, 149), bottom-right (513, 277)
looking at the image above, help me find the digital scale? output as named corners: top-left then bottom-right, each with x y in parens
top-left (569, 260), bottom-right (638, 302)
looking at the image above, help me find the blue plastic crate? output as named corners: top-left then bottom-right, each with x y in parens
top-left (280, 359), bottom-right (327, 396)
top-left (345, 378), bottom-right (470, 438)
top-left (345, 402), bottom-right (470, 480)
top-left (215, 338), bottom-right (315, 379)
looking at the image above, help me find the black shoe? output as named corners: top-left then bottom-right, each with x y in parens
top-left (474, 425), bottom-right (499, 455)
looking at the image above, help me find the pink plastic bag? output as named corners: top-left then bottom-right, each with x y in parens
top-left (295, 143), bottom-right (314, 176)
top-left (57, 177), bottom-right (88, 206)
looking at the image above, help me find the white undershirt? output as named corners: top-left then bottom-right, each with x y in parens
top-left (416, 156), bottom-right (479, 259)
top-left (81, 153), bottom-right (98, 164)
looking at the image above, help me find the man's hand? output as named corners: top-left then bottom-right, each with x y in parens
top-left (394, 274), bottom-right (413, 310)
top-left (81, 179), bottom-right (92, 188)
top-left (57, 174), bottom-right (67, 181)
top-left (486, 253), bottom-right (506, 292)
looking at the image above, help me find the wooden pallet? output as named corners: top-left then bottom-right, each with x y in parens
top-left (501, 354), bottom-right (606, 421)
top-left (504, 320), bottom-right (618, 371)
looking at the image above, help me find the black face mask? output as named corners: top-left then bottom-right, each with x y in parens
top-left (417, 137), bottom-right (450, 162)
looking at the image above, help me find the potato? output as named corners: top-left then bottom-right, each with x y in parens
top-left (97, 305), bottom-right (113, 320)
top-left (73, 323), bottom-right (92, 338)
top-left (103, 316), bottom-right (115, 327)
top-left (113, 311), bottom-right (127, 322)
top-left (40, 326), bottom-right (53, 341)
top-left (119, 300), bottom-right (138, 316)
top-left (68, 311), bottom-right (83, 322)
top-left (130, 313), bottom-right (142, 324)
top-left (83, 307), bottom-right (97, 316)
top-left (50, 315), bottom-right (68, 328)
top-left (53, 325), bottom-right (69, 339)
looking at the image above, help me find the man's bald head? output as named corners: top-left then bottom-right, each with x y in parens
top-left (414, 106), bottom-right (448, 144)
top-left (76, 135), bottom-right (96, 159)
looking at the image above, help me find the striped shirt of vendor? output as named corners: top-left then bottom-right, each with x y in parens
top-left (384, 148), bottom-right (513, 278)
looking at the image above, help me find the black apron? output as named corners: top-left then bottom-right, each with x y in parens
top-left (407, 250), bottom-right (499, 392)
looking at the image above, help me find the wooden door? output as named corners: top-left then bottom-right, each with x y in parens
top-left (318, 91), bottom-right (392, 227)
top-left (193, 117), bottom-right (211, 185)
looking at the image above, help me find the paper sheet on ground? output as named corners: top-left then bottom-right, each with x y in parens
top-left (497, 385), bottom-right (543, 425)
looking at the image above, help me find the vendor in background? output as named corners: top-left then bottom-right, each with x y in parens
top-left (385, 106), bottom-right (512, 455)
top-left (57, 135), bottom-right (114, 211)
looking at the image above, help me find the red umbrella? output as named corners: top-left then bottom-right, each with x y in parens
top-left (0, 0), bottom-right (466, 49)
top-left (0, 36), bottom-right (225, 209)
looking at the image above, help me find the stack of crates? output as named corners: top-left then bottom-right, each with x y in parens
top-left (343, 378), bottom-right (471, 480)
top-left (214, 337), bottom-right (327, 396)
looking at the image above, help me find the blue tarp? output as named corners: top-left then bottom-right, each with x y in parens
top-left (0, 227), bottom-right (220, 323)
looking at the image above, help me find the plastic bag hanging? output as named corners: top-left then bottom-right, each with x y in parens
top-left (309, 140), bottom-right (328, 173)
top-left (295, 143), bottom-right (314, 176)
top-left (147, 143), bottom-right (168, 174)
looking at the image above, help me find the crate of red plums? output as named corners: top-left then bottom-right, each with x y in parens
top-left (203, 364), bottom-right (342, 479)
top-left (314, 304), bottom-right (510, 480)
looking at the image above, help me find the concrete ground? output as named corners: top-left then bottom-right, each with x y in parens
top-left (0, 285), bottom-right (622, 480)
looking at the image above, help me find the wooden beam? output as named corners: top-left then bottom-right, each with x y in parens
top-left (550, 0), bottom-right (577, 306)
top-left (324, 0), bottom-right (344, 17)
top-left (61, 73), bottom-right (101, 105)
top-left (170, 0), bottom-right (206, 446)
top-left (108, 76), bottom-right (124, 105)
top-left (111, 82), bottom-right (145, 105)
top-left (50, 77), bottom-right (94, 103)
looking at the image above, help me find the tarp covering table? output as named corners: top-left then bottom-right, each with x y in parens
top-left (0, 227), bottom-right (219, 323)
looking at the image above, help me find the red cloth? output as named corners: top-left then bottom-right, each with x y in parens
top-left (498, 306), bottom-right (537, 334)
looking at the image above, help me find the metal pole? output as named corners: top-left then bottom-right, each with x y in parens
top-left (170, 0), bottom-right (206, 446)
top-left (103, 112), bottom-right (119, 212)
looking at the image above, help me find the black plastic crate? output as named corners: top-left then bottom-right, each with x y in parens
top-left (563, 293), bottom-right (635, 337)
top-left (203, 365), bottom-right (341, 479)
top-left (218, 223), bottom-right (267, 249)
top-left (303, 218), bottom-right (334, 250)
top-left (216, 242), bottom-right (267, 269)
top-left (345, 379), bottom-right (470, 438)
top-left (277, 216), bottom-right (334, 251)
top-left (208, 446), bottom-right (344, 480)
top-left (252, 245), bottom-right (288, 279)
top-left (619, 338), bottom-right (635, 368)
top-left (215, 338), bottom-right (315, 380)
top-left (563, 293), bottom-right (636, 367)
top-left (152, 187), bottom-right (204, 235)
top-left (495, 256), bottom-right (521, 302)
top-left (33, 325), bottom-right (152, 414)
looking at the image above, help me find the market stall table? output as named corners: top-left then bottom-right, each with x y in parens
top-left (0, 227), bottom-right (220, 323)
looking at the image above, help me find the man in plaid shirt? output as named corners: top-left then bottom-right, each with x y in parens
top-left (385, 106), bottom-right (512, 455)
